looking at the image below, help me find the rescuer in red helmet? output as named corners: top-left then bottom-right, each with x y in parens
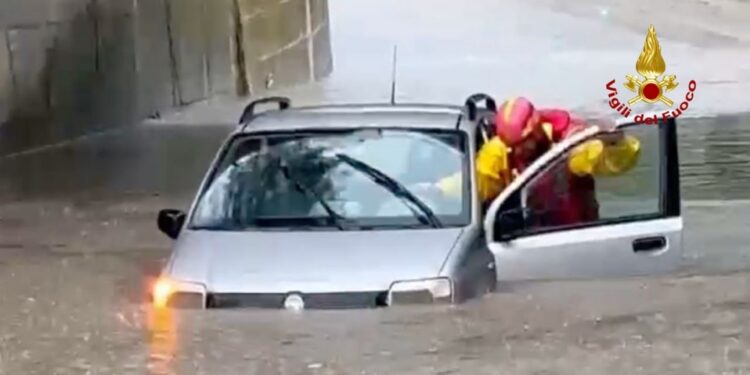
top-left (433, 96), bottom-right (641, 226)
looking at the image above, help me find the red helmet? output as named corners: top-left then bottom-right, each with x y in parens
top-left (494, 97), bottom-right (538, 146)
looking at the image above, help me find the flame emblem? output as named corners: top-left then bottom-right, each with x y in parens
top-left (624, 25), bottom-right (679, 107)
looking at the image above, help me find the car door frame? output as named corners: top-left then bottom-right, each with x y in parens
top-left (483, 114), bottom-right (681, 281)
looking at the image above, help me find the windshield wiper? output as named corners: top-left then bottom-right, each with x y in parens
top-left (335, 154), bottom-right (442, 228)
top-left (278, 161), bottom-right (346, 231)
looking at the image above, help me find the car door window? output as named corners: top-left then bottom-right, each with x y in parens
top-left (519, 123), bottom-right (660, 234)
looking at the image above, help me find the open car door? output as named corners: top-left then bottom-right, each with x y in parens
top-left (484, 116), bottom-right (682, 281)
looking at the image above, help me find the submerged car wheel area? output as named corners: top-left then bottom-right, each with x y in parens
top-left (153, 95), bottom-right (684, 310)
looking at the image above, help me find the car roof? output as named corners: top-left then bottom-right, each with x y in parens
top-left (237, 103), bottom-right (469, 134)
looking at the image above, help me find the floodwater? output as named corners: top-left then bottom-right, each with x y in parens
top-left (3, 0), bottom-right (750, 373)
top-left (1, 113), bottom-right (750, 374)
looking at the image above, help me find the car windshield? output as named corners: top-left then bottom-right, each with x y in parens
top-left (190, 128), bottom-right (470, 230)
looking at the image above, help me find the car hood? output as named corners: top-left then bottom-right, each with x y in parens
top-left (167, 228), bottom-right (464, 293)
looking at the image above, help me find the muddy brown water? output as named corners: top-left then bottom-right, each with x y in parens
top-left (1, 115), bottom-right (750, 374)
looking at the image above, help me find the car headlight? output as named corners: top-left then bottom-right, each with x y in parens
top-left (152, 277), bottom-right (207, 309)
top-left (386, 278), bottom-right (453, 305)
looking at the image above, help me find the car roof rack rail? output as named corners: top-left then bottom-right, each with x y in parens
top-left (239, 96), bottom-right (292, 124)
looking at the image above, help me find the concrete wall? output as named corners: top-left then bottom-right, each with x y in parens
top-left (0, 0), bottom-right (332, 156)
top-left (237, 0), bottom-right (333, 92)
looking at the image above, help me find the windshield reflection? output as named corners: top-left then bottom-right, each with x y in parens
top-left (190, 129), bottom-right (469, 230)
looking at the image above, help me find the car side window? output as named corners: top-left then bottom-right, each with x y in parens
top-left (520, 124), bottom-right (661, 233)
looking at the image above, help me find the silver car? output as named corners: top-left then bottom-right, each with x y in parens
top-left (154, 95), bottom-right (683, 309)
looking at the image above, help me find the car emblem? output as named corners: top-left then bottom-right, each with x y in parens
top-left (283, 294), bottom-right (305, 311)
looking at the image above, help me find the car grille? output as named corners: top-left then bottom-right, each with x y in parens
top-left (207, 291), bottom-right (389, 309)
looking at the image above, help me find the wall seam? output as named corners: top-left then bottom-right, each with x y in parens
top-left (4, 29), bottom-right (18, 103)
top-left (231, 0), bottom-right (249, 96)
top-left (91, 0), bottom-right (101, 73)
top-left (305, 0), bottom-right (315, 83)
top-left (163, 0), bottom-right (181, 105)
top-left (202, 0), bottom-right (211, 97)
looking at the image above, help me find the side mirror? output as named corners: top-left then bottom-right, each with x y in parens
top-left (158, 209), bottom-right (187, 240)
top-left (495, 207), bottom-right (531, 241)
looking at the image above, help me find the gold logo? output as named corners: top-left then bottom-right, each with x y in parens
top-left (623, 25), bottom-right (679, 107)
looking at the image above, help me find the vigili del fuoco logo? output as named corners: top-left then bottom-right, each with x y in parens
top-left (605, 25), bottom-right (697, 124)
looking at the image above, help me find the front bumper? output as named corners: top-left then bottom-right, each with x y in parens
top-left (155, 278), bottom-right (454, 310)
top-left (207, 291), bottom-right (389, 309)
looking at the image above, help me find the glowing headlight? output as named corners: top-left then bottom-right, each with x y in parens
top-left (386, 278), bottom-right (453, 305)
top-left (152, 277), bottom-right (207, 309)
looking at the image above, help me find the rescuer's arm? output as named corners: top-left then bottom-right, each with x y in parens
top-left (434, 172), bottom-right (463, 199)
top-left (434, 136), bottom-right (512, 204)
top-left (568, 133), bottom-right (641, 177)
top-left (474, 137), bottom-right (512, 203)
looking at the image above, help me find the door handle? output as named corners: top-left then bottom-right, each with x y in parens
top-left (632, 236), bottom-right (667, 253)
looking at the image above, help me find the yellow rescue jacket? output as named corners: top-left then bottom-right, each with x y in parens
top-left (437, 128), bottom-right (641, 203)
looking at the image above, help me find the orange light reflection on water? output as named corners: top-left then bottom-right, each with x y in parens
top-left (146, 306), bottom-right (177, 375)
